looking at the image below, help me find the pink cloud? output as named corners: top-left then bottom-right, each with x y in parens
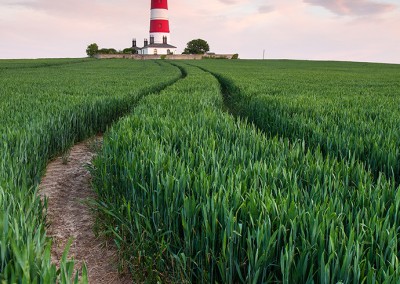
top-left (303, 0), bottom-right (396, 16)
top-left (258, 5), bottom-right (275, 14)
top-left (217, 0), bottom-right (238, 4)
top-left (6, 0), bottom-right (145, 20)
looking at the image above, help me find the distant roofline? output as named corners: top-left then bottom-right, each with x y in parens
top-left (142, 43), bottom-right (177, 49)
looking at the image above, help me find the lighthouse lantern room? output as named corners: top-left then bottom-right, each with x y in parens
top-left (135, 0), bottom-right (177, 55)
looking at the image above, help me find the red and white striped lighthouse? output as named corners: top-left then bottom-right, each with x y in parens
top-left (150, 0), bottom-right (171, 44)
top-left (134, 0), bottom-right (176, 55)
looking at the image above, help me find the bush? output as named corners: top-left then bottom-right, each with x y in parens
top-left (98, 48), bottom-right (118, 55)
top-left (123, 48), bottom-right (133, 54)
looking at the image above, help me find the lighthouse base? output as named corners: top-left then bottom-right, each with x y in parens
top-left (139, 43), bottom-right (177, 55)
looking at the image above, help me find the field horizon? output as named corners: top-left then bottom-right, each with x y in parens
top-left (2, 57), bottom-right (400, 66)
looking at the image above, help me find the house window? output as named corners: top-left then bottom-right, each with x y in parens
top-left (167, 49), bottom-right (171, 55)
top-left (154, 49), bottom-right (158, 55)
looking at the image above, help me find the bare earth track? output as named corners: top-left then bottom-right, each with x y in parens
top-left (39, 138), bottom-right (131, 284)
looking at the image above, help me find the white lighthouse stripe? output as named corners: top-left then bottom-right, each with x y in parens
top-left (150, 9), bottom-right (169, 20)
top-left (150, 33), bottom-right (171, 44)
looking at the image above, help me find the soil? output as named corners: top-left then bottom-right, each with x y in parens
top-left (39, 137), bottom-right (131, 283)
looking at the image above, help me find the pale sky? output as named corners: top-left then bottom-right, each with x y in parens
top-left (1, 0), bottom-right (399, 63)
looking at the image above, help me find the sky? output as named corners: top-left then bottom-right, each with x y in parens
top-left (0, 0), bottom-right (399, 63)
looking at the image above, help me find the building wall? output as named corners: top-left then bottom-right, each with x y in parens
top-left (140, 47), bottom-right (177, 55)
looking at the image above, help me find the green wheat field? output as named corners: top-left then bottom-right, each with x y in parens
top-left (1, 58), bottom-right (399, 283)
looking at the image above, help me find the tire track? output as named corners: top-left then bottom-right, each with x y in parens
top-left (40, 137), bottom-right (131, 283)
top-left (38, 62), bottom-right (186, 283)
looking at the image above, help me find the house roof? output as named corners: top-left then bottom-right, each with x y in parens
top-left (143, 43), bottom-right (177, 49)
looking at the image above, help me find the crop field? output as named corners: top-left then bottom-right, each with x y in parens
top-left (1, 58), bottom-right (400, 283)
top-left (192, 60), bottom-right (400, 182)
top-left (0, 59), bottom-right (180, 283)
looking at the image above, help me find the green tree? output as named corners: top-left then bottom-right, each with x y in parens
top-left (86, 43), bottom-right (99, 57)
top-left (123, 47), bottom-right (136, 54)
top-left (98, 48), bottom-right (118, 54)
top-left (183, 39), bottom-right (210, 54)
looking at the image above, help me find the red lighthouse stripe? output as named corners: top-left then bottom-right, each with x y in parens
top-left (150, 19), bottom-right (170, 33)
top-left (151, 0), bottom-right (168, 10)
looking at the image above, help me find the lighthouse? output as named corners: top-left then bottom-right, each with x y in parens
top-left (136, 0), bottom-right (177, 55)
top-left (150, 0), bottom-right (170, 45)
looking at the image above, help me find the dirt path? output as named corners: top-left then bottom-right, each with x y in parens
top-left (39, 137), bottom-right (131, 284)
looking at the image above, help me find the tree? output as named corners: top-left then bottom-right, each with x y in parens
top-left (123, 47), bottom-right (136, 54)
top-left (183, 39), bottom-right (210, 54)
top-left (98, 48), bottom-right (118, 54)
top-left (86, 43), bottom-right (99, 57)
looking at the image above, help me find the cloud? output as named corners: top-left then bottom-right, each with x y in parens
top-left (258, 5), bottom-right (275, 14)
top-left (303, 0), bottom-right (396, 16)
top-left (217, 0), bottom-right (238, 4)
top-left (216, 0), bottom-right (252, 4)
top-left (5, 0), bottom-right (129, 18)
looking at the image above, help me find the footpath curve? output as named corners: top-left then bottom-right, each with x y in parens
top-left (39, 62), bottom-right (186, 283)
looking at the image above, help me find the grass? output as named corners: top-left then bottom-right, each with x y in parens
top-left (0, 59), bottom-right (181, 283)
top-left (91, 61), bottom-right (400, 283)
top-left (192, 59), bottom-right (400, 183)
top-left (2, 58), bottom-right (399, 283)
